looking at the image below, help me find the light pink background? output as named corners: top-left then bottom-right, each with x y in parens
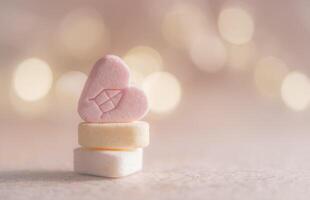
top-left (1, 0), bottom-right (310, 199)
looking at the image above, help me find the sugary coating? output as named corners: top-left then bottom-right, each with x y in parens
top-left (78, 55), bottom-right (148, 123)
top-left (78, 121), bottom-right (149, 150)
top-left (74, 148), bottom-right (143, 178)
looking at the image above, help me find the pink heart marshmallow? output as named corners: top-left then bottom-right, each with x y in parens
top-left (78, 55), bottom-right (148, 123)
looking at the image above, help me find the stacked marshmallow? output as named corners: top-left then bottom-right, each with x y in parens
top-left (74, 55), bottom-right (149, 178)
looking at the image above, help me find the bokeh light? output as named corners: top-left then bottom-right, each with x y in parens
top-left (58, 8), bottom-right (109, 58)
top-left (254, 57), bottom-right (289, 99)
top-left (55, 71), bottom-right (87, 110)
top-left (218, 7), bottom-right (254, 45)
top-left (189, 35), bottom-right (227, 72)
top-left (143, 72), bottom-right (181, 113)
top-left (10, 93), bottom-right (50, 117)
top-left (162, 3), bottom-right (209, 49)
top-left (124, 46), bottom-right (163, 87)
top-left (281, 71), bottom-right (310, 111)
top-left (227, 42), bottom-right (257, 70)
top-left (13, 58), bottom-right (53, 101)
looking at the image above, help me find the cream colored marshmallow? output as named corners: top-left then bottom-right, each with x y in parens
top-left (74, 148), bottom-right (143, 178)
top-left (78, 121), bottom-right (149, 149)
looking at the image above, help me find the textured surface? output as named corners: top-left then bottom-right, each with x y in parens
top-left (3, 131), bottom-right (310, 200)
top-left (1, 167), bottom-right (310, 200)
top-left (78, 55), bottom-right (148, 123)
top-left (79, 121), bottom-right (149, 149)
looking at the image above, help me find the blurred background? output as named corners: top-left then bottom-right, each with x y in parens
top-left (1, 0), bottom-right (310, 171)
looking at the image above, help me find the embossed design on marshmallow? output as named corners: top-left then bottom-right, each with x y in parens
top-left (78, 55), bottom-right (148, 123)
top-left (89, 89), bottom-right (123, 117)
